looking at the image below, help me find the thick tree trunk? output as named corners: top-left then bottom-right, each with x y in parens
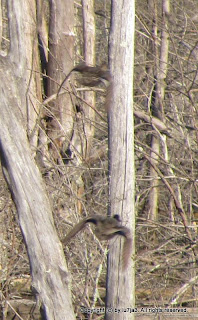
top-left (0, 1), bottom-right (75, 318)
top-left (106, 0), bottom-right (135, 319)
top-left (47, 0), bottom-right (75, 159)
top-left (0, 61), bottom-right (75, 320)
top-left (7, 0), bottom-right (42, 149)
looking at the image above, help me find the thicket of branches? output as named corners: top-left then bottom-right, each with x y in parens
top-left (1, 0), bottom-right (198, 319)
top-left (135, 0), bottom-right (198, 309)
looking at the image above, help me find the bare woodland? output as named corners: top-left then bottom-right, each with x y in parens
top-left (1, 0), bottom-right (198, 319)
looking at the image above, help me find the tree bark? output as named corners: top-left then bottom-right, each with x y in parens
top-left (82, 0), bottom-right (96, 157)
top-left (7, 0), bottom-right (42, 149)
top-left (106, 0), bottom-right (135, 319)
top-left (148, 0), bottom-right (170, 221)
top-left (0, 61), bottom-right (75, 320)
top-left (47, 0), bottom-right (75, 159)
top-left (0, 0), bottom-right (75, 318)
top-left (148, 0), bottom-right (160, 221)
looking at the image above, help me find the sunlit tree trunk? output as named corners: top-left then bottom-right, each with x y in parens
top-left (106, 0), bottom-right (135, 319)
top-left (0, 1), bottom-right (75, 318)
top-left (47, 0), bottom-right (75, 161)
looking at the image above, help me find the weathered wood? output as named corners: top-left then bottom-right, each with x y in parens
top-left (106, 0), bottom-right (135, 319)
top-left (7, 0), bottom-right (42, 149)
top-left (82, 0), bottom-right (96, 157)
top-left (47, 0), bottom-right (75, 156)
top-left (0, 60), bottom-right (75, 320)
top-left (3, 299), bottom-right (40, 320)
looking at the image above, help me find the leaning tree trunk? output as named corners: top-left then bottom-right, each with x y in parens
top-left (0, 61), bottom-right (75, 320)
top-left (0, 1), bottom-right (75, 319)
top-left (106, 0), bottom-right (135, 319)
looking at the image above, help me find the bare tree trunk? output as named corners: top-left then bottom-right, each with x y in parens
top-left (47, 0), bottom-right (75, 160)
top-left (106, 0), bottom-right (135, 319)
top-left (82, 0), bottom-right (96, 157)
top-left (0, 1), bottom-right (75, 318)
top-left (148, 0), bottom-right (160, 221)
top-left (148, 0), bottom-right (170, 221)
top-left (7, 0), bottom-right (42, 150)
top-left (0, 60), bottom-right (75, 320)
top-left (69, 0), bottom-right (96, 214)
top-left (148, 137), bottom-right (160, 220)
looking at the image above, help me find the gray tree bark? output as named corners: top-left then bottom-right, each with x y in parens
top-left (0, 1), bottom-right (75, 319)
top-left (47, 0), bottom-right (75, 160)
top-left (106, 0), bottom-right (135, 319)
top-left (0, 60), bottom-right (75, 320)
top-left (82, 0), bottom-right (96, 157)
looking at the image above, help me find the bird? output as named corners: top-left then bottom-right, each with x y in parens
top-left (57, 62), bottom-right (111, 96)
top-left (62, 214), bottom-right (132, 270)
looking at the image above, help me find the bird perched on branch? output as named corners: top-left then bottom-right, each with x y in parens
top-left (57, 62), bottom-right (112, 111)
top-left (57, 62), bottom-right (111, 97)
top-left (63, 214), bottom-right (132, 270)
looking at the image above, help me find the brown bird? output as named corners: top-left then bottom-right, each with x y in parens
top-left (57, 62), bottom-right (111, 97)
top-left (62, 214), bottom-right (132, 270)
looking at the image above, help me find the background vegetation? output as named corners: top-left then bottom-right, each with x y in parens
top-left (1, 0), bottom-right (198, 319)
